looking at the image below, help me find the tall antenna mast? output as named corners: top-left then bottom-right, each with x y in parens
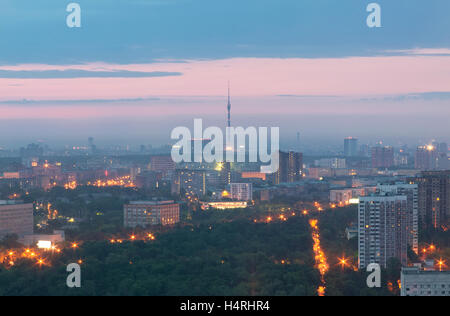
top-left (227, 81), bottom-right (231, 128)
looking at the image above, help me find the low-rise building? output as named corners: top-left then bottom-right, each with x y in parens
top-left (19, 230), bottom-right (65, 247)
top-left (330, 187), bottom-right (376, 206)
top-left (0, 201), bottom-right (34, 239)
top-left (230, 183), bottom-right (253, 201)
top-left (124, 201), bottom-right (180, 228)
top-left (200, 201), bottom-right (248, 211)
top-left (401, 267), bottom-right (450, 296)
top-left (345, 225), bottom-right (358, 240)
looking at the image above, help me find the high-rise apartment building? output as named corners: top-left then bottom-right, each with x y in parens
top-left (358, 194), bottom-right (409, 269)
top-left (372, 146), bottom-right (394, 169)
top-left (171, 169), bottom-right (207, 197)
top-left (230, 183), bottom-right (253, 201)
top-left (124, 201), bottom-right (180, 228)
top-left (0, 201), bottom-right (34, 238)
top-left (377, 183), bottom-right (419, 254)
top-left (415, 146), bottom-right (439, 170)
top-left (274, 151), bottom-right (303, 184)
top-left (413, 171), bottom-right (450, 229)
top-left (150, 155), bottom-right (176, 177)
top-left (344, 137), bottom-right (358, 157)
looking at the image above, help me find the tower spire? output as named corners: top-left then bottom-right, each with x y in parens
top-left (227, 81), bottom-right (231, 128)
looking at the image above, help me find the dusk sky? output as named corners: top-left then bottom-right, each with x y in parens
top-left (1, 0), bottom-right (449, 148)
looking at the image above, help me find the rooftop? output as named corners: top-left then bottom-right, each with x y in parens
top-left (402, 267), bottom-right (450, 276)
top-left (128, 200), bottom-right (175, 205)
top-left (0, 200), bottom-right (25, 205)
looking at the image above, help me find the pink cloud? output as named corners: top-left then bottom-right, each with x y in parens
top-left (0, 55), bottom-right (449, 102)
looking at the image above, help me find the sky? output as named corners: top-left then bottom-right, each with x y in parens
top-left (0, 0), bottom-right (449, 148)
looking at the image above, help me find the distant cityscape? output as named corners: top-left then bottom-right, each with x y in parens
top-left (0, 109), bottom-right (449, 296)
top-left (1, 0), bottom-right (450, 299)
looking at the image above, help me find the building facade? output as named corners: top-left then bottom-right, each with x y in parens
top-left (274, 151), bottom-right (303, 184)
top-left (171, 169), bottom-right (207, 197)
top-left (230, 183), bottom-right (253, 201)
top-left (135, 171), bottom-right (162, 189)
top-left (401, 267), bottom-right (450, 296)
top-left (124, 201), bottom-right (180, 228)
top-left (377, 183), bottom-right (419, 254)
top-left (315, 158), bottom-right (346, 169)
top-left (415, 146), bottom-right (439, 170)
top-left (371, 146), bottom-right (394, 169)
top-left (358, 194), bottom-right (408, 269)
top-left (344, 137), bottom-right (358, 157)
top-left (0, 201), bottom-right (34, 238)
top-left (150, 155), bottom-right (176, 177)
top-left (413, 171), bottom-right (450, 229)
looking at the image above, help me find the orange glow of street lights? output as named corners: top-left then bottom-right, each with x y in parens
top-left (318, 286), bottom-right (326, 297)
top-left (71, 243), bottom-right (79, 249)
top-left (437, 259), bottom-right (446, 271)
top-left (338, 257), bottom-right (349, 269)
top-left (130, 235), bottom-right (136, 241)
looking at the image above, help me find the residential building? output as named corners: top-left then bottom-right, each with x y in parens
top-left (315, 158), bottom-right (346, 169)
top-left (171, 169), bottom-right (207, 197)
top-left (413, 171), bottom-right (450, 229)
top-left (135, 171), bottom-right (162, 189)
top-left (358, 194), bottom-right (409, 269)
top-left (330, 188), bottom-right (368, 206)
top-left (401, 267), bottom-right (450, 296)
top-left (0, 201), bottom-right (34, 239)
top-left (377, 183), bottom-right (419, 254)
top-left (124, 201), bottom-right (180, 228)
top-left (274, 151), bottom-right (303, 184)
top-left (230, 183), bottom-right (253, 201)
top-left (415, 146), bottom-right (439, 170)
top-left (372, 146), bottom-right (394, 169)
top-left (150, 155), bottom-right (176, 177)
top-left (344, 137), bottom-right (358, 157)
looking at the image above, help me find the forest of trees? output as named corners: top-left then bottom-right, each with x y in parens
top-left (0, 217), bottom-right (321, 296)
top-left (0, 192), bottom-right (412, 296)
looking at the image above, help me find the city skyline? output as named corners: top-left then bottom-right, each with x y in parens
top-left (0, 1), bottom-right (449, 299)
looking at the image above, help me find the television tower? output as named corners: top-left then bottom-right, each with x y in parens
top-left (227, 81), bottom-right (231, 128)
top-left (224, 82), bottom-right (232, 185)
